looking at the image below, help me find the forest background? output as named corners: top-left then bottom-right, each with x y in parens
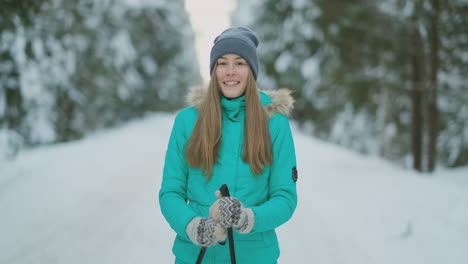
top-left (1, 0), bottom-right (467, 172)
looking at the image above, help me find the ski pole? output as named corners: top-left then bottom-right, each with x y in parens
top-left (195, 184), bottom-right (236, 264)
top-left (219, 184), bottom-right (237, 264)
top-left (195, 247), bottom-right (206, 264)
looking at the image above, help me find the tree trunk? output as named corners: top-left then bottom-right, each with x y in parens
top-left (3, 65), bottom-right (26, 156)
top-left (1, 51), bottom-right (24, 133)
top-left (55, 87), bottom-right (78, 142)
top-left (410, 19), bottom-right (424, 172)
top-left (427, 0), bottom-right (440, 172)
top-left (5, 87), bottom-right (25, 131)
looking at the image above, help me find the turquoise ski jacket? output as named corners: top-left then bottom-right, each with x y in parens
top-left (159, 87), bottom-right (297, 264)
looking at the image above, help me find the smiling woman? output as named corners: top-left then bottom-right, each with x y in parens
top-left (159, 26), bottom-right (298, 264)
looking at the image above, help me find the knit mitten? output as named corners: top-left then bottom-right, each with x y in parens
top-left (186, 216), bottom-right (227, 247)
top-left (209, 191), bottom-right (255, 234)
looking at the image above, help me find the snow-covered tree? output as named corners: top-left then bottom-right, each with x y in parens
top-left (232, 0), bottom-right (468, 170)
top-left (0, 0), bottom-right (201, 161)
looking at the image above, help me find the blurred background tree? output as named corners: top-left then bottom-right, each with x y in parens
top-left (233, 0), bottom-right (468, 171)
top-left (1, 0), bottom-right (467, 173)
top-left (1, 0), bottom-right (46, 156)
top-left (0, 0), bottom-right (201, 158)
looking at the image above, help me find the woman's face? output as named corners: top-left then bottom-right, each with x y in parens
top-left (215, 53), bottom-right (249, 99)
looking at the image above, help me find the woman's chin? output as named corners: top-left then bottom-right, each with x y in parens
top-left (221, 88), bottom-right (245, 99)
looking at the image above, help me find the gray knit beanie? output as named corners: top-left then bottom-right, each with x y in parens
top-left (210, 27), bottom-right (259, 80)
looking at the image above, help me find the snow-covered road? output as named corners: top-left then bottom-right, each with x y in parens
top-left (1, 113), bottom-right (467, 264)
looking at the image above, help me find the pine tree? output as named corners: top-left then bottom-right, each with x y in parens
top-left (0, 0), bottom-right (201, 159)
top-left (232, 0), bottom-right (468, 170)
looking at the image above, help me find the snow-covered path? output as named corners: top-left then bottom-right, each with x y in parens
top-left (0, 115), bottom-right (172, 263)
top-left (1, 113), bottom-right (467, 264)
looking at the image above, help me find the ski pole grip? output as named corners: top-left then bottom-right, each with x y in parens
top-left (219, 184), bottom-right (230, 197)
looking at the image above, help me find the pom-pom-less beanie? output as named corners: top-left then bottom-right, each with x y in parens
top-left (210, 27), bottom-right (259, 80)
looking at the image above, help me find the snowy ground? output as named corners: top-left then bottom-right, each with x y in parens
top-left (1, 112), bottom-right (467, 264)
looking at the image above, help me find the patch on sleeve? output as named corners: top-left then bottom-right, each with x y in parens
top-left (292, 167), bottom-right (298, 183)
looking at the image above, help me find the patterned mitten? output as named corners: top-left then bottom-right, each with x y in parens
top-left (186, 216), bottom-right (226, 247)
top-left (209, 191), bottom-right (255, 234)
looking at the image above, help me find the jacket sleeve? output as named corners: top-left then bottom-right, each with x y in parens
top-left (250, 114), bottom-right (298, 233)
top-left (159, 111), bottom-right (197, 240)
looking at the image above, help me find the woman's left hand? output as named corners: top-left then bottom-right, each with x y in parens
top-left (209, 192), bottom-right (255, 234)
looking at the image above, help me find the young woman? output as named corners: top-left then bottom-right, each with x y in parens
top-left (159, 27), bottom-right (298, 264)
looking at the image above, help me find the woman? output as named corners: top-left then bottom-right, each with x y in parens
top-left (159, 27), bottom-right (298, 264)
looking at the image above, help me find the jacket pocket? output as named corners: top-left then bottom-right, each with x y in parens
top-left (233, 230), bottom-right (274, 248)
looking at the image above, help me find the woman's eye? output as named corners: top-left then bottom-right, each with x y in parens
top-left (217, 62), bottom-right (227, 66)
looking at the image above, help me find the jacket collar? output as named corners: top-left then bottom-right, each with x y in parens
top-left (187, 86), bottom-right (295, 118)
top-left (221, 95), bottom-right (245, 121)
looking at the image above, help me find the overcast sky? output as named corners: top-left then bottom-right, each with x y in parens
top-left (185, 0), bottom-right (237, 83)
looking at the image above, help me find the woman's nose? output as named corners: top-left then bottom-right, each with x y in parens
top-left (226, 63), bottom-right (236, 74)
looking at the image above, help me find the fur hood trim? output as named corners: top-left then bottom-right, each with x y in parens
top-left (186, 86), bottom-right (295, 117)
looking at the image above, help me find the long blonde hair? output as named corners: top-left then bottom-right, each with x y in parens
top-left (186, 66), bottom-right (272, 181)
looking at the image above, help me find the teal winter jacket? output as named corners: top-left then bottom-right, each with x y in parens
top-left (159, 87), bottom-right (298, 264)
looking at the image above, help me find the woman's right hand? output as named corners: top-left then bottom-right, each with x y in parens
top-left (186, 216), bottom-right (227, 247)
top-left (209, 191), bottom-right (255, 234)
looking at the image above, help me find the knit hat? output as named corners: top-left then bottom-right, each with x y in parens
top-left (210, 27), bottom-right (259, 80)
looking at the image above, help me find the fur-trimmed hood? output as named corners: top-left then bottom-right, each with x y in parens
top-left (186, 86), bottom-right (295, 117)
